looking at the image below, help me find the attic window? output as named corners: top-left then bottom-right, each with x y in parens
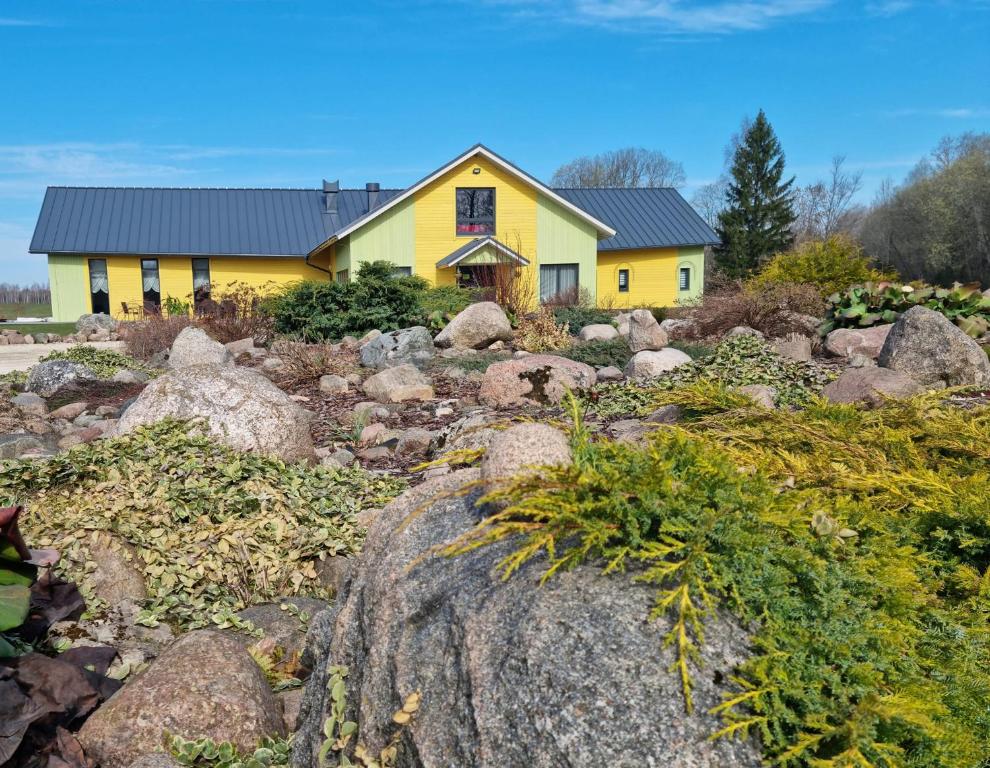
top-left (456, 188), bottom-right (495, 236)
top-left (618, 269), bottom-right (629, 293)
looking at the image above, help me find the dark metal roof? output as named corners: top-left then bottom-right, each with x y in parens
top-left (29, 186), bottom-right (402, 256)
top-left (29, 180), bottom-right (717, 258)
top-left (552, 188), bottom-right (719, 250)
top-left (436, 236), bottom-right (530, 268)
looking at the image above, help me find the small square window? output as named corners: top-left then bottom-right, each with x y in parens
top-left (336, 269), bottom-right (349, 284)
top-left (456, 188), bottom-right (495, 236)
top-left (618, 269), bottom-right (629, 293)
top-left (392, 266), bottom-right (412, 278)
top-left (679, 267), bottom-right (691, 291)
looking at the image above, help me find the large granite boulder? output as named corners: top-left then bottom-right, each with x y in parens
top-left (25, 360), bottom-right (98, 397)
top-left (292, 471), bottom-right (760, 768)
top-left (823, 367), bottom-right (925, 408)
top-left (627, 309), bottom-right (669, 352)
top-left (362, 364), bottom-right (434, 403)
top-left (360, 327), bottom-right (435, 369)
top-left (115, 363), bottom-right (315, 462)
top-left (625, 348), bottom-right (692, 380)
top-left (434, 302), bottom-right (513, 350)
top-left (877, 306), bottom-right (990, 387)
top-left (479, 355), bottom-right (596, 407)
top-left (78, 630), bottom-right (283, 768)
top-left (824, 325), bottom-right (893, 359)
top-left (168, 326), bottom-right (233, 369)
top-left (76, 313), bottom-right (117, 334)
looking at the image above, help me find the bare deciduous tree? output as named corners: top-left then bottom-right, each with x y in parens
top-left (551, 147), bottom-right (686, 188)
top-left (0, 283), bottom-right (50, 305)
top-left (690, 176), bottom-right (729, 228)
top-left (794, 155), bottom-right (863, 242)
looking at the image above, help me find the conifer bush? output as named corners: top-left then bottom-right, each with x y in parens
top-left (447, 388), bottom-right (990, 767)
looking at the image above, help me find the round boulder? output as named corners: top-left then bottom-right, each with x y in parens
top-left (624, 348), bottom-right (692, 380)
top-left (479, 355), bottom-right (596, 407)
top-left (480, 423), bottom-right (571, 488)
top-left (168, 326), bottom-right (233, 369)
top-left (360, 326), bottom-right (435, 369)
top-left (577, 323), bottom-right (618, 342)
top-left (362, 364), bottom-right (434, 403)
top-left (77, 630), bottom-right (283, 768)
top-left (877, 306), bottom-right (990, 388)
top-left (627, 309), bottom-right (668, 352)
top-left (824, 325), bottom-right (893, 359)
top-left (76, 313), bottom-right (117, 334)
top-left (434, 302), bottom-right (513, 350)
top-left (114, 363), bottom-right (315, 462)
top-left (823, 366), bottom-right (925, 408)
top-left (26, 360), bottom-right (98, 397)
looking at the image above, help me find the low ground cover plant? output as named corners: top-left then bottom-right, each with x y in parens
top-left (559, 338), bottom-right (632, 369)
top-left (40, 344), bottom-right (156, 379)
top-left (750, 235), bottom-right (897, 297)
top-left (448, 389), bottom-right (990, 767)
top-left (585, 335), bottom-right (834, 418)
top-left (551, 305), bottom-right (615, 334)
top-left (822, 280), bottom-right (990, 337)
top-left (0, 420), bottom-right (405, 629)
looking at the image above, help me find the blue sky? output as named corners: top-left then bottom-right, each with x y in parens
top-left (1, 0), bottom-right (988, 284)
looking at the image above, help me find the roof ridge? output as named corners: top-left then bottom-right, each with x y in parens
top-left (43, 185), bottom-right (406, 192)
top-left (552, 186), bottom-right (680, 191)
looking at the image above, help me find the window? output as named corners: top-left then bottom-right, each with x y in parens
top-left (456, 188), bottom-right (495, 236)
top-left (88, 259), bottom-right (110, 315)
top-left (679, 266), bottom-right (691, 291)
top-left (141, 258), bottom-right (161, 312)
top-left (336, 269), bottom-right (349, 284)
top-left (392, 266), bottom-right (412, 278)
top-left (618, 269), bottom-right (629, 293)
top-left (192, 258), bottom-right (211, 306)
top-left (540, 263), bottom-right (579, 304)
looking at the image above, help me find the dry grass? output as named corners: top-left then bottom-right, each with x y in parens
top-left (685, 282), bottom-right (824, 339)
top-left (268, 340), bottom-right (361, 387)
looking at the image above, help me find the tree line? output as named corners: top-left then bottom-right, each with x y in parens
top-left (0, 283), bottom-right (50, 305)
top-left (551, 124), bottom-right (990, 286)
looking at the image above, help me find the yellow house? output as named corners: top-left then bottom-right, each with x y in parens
top-left (30, 144), bottom-right (718, 321)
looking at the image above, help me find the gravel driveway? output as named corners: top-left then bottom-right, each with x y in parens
top-left (0, 341), bottom-right (124, 375)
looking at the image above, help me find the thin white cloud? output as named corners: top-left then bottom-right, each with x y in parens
top-left (882, 107), bottom-right (990, 119)
top-left (865, 0), bottom-right (912, 16)
top-left (0, 17), bottom-right (46, 27)
top-left (486, 0), bottom-right (834, 34)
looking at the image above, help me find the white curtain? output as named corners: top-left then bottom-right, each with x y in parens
top-left (540, 264), bottom-right (579, 303)
top-left (89, 261), bottom-right (108, 294)
top-left (141, 261), bottom-right (160, 293)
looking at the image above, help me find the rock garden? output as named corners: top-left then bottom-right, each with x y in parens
top-left (2, 260), bottom-right (990, 768)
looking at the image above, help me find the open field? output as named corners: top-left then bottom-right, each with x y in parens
top-left (0, 321), bottom-right (77, 335)
top-left (0, 302), bottom-right (52, 320)
top-left (0, 339), bottom-right (124, 375)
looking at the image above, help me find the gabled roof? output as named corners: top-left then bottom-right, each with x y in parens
top-left (554, 188), bottom-right (720, 250)
top-left (29, 186), bottom-right (402, 257)
top-left (436, 236), bottom-right (530, 268)
top-left (309, 144), bottom-right (618, 255)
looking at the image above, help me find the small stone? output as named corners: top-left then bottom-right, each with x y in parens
top-left (319, 374), bottom-right (350, 394)
top-left (596, 365), bottom-right (623, 381)
top-left (359, 422), bottom-right (387, 446)
top-left (823, 367), bottom-right (925, 408)
top-left (396, 427), bottom-right (434, 456)
top-left (96, 405), bottom-right (118, 417)
top-left (644, 405), bottom-right (683, 424)
top-left (278, 689), bottom-right (304, 733)
top-left (168, 327), bottom-right (233, 369)
top-left (225, 337), bottom-right (256, 356)
top-left (358, 445), bottom-right (392, 461)
top-left (362, 364), bottom-right (434, 403)
top-left (772, 334), bottom-right (813, 363)
top-left (736, 384), bottom-right (777, 408)
top-left (261, 356), bottom-right (285, 372)
top-left (481, 423), bottom-right (572, 489)
top-left (627, 309), bottom-right (669, 352)
top-left (726, 326), bottom-right (764, 339)
top-left (578, 324), bottom-right (619, 342)
top-left (12, 392), bottom-right (48, 416)
top-left (112, 369), bottom-right (150, 384)
top-left (624, 349), bottom-right (692, 380)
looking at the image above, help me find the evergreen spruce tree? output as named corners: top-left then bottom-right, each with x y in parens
top-left (716, 111), bottom-right (796, 277)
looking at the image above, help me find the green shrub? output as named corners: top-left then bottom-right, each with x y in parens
top-left (822, 280), bottom-right (990, 337)
top-left (751, 235), bottom-right (896, 297)
top-left (584, 335), bottom-right (834, 418)
top-left (40, 345), bottom-right (156, 378)
top-left (559, 338), bottom-right (632, 369)
top-left (266, 261), bottom-right (430, 341)
top-left (447, 389), bottom-right (990, 767)
top-left (551, 306), bottom-right (615, 334)
top-left (1, 420), bottom-right (405, 629)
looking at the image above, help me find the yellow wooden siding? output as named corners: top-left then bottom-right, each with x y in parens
top-left (92, 256), bottom-right (326, 318)
top-left (596, 248), bottom-right (680, 308)
top-left (413, 156), bottom-right (538, 290)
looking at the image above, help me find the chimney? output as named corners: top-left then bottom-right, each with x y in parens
top-left (366, 182), bottom-right (380, 211)
top-left (323, 179), bottom-right (339, 214)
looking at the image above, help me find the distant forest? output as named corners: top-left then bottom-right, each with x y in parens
top-left (0, 283), bottom-right (51, 304)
